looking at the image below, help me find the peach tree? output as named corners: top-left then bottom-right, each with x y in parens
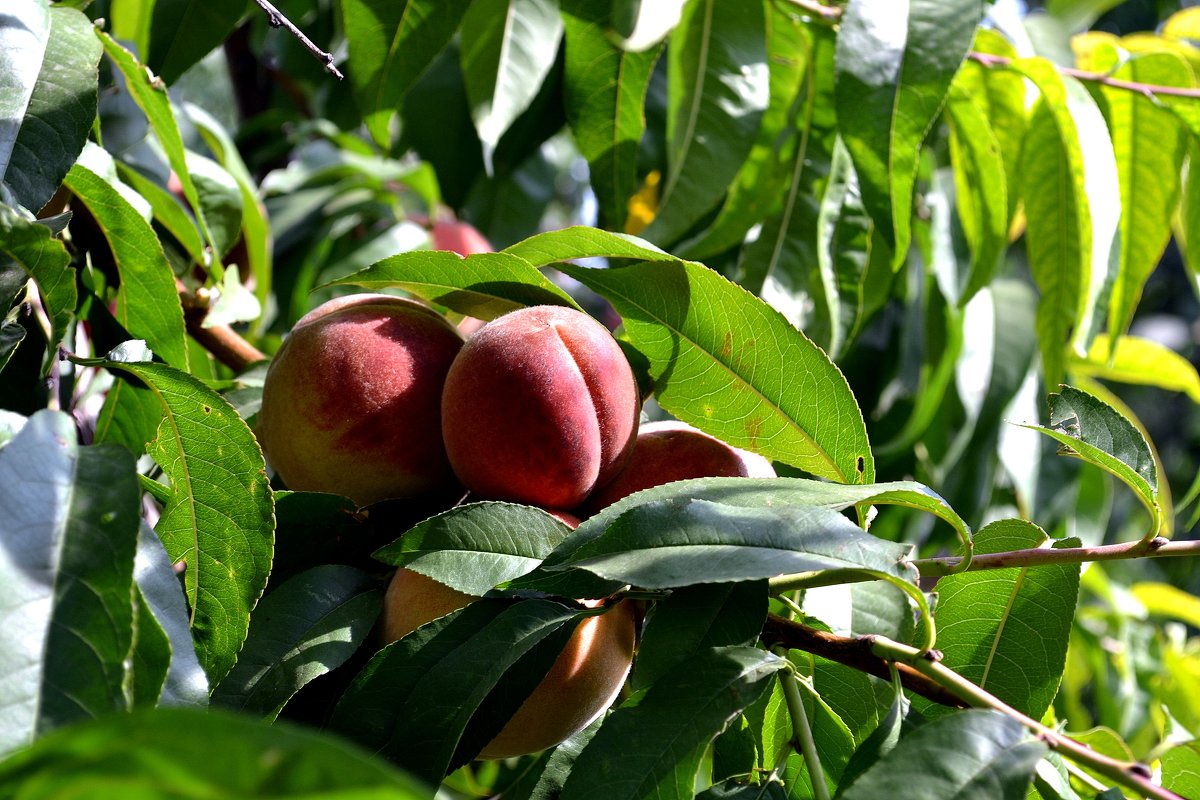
top-left (1, 0), bottom-right (1200, 798)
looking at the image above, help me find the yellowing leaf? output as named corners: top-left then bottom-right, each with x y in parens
top-left (1071, 334), bottom-right (1200, 404)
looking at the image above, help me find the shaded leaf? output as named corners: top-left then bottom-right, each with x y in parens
top-left (0, 411), bottom-right (140, 755)
top-left (500, 716), bottom-right (604, 800)
top-left (146, 0), bottom-right (249, 85)
top-left (0, 0), bottom-right (49, 195)
top-left (211, 565), bottom-right (382, 720)
top-left (0, 204), bottom-right (75, 359)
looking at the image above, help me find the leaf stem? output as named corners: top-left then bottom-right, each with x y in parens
top-left (968, 51), bottom-right (1200, 100)
top-left (865, 635), bottom-right (1184, 800)
top-left (250, 0), bottom-right (344, 80)
top-left (775, 652), bottom-right (831, 800)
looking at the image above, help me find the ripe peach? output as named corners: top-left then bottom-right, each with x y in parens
top-left (429, 217), bottom-right (492, 256)
top-left (379, 568), bottom-right (636, 759)
top-left (257, 294), bottom-right (465, 507)
top-left (582, 420), bottom-right (776, 514)
top-left (440, 306), bottom-right (640, 509)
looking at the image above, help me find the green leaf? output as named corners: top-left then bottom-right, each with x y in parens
top-left (698, 780), bottom-right (789, 800)
top-left (328, 249), bottom-right (579, 320)
top-left (186, 150), bottom-right (243, 261)
top-left (560, 646), bottom-right (786, 800)
top-left (146, 0), bottom-right (249, 86)
top-left (928, 520), bottom-right (1080, 720)
top-left (101, 359), bottom-right (274, 687)
top-left (1104, 51), bottom-right (1192, 342)
top-left (0, 322), bottom-right (26, 373)
top-left (114, 162), bottom-right (206, 266)
top-left (679, 4), bottom-right (809, 260)
top-left (342, 0), bottom-right (473, 148)
top-left (211, 565), bottom-right (382, 720)
top-left (3, 4), bottom-right (101, 212)
top-left (460, 0), bottom-right (564, 171)
top-left (372, 502), bottom-right (571, 596)
top-left (561, 0), bottom-right (661, 230)
top-left (780, 676), bottom-right (857, 795)
top-left (639, 0), bottom-right (768, 247)
top-left (1181, 141), bottom-right (1200, 293)
top-left (331, 598), bottom-right (585, 782)
top-left (834, 0), bottom-right (984, 264)
top-left (0, 411), bottom-right (140, 755)
top-left (63, 148), bottom-right (189, 368)
top-left (1129, 582), bottom-right (1200, 630)
top-left (0, 707), bottom-right (430, 799)
top-left (1069, 334), bottom-right (1200, 403)
top-left (550, 498), bottom-right (917, 590)
top-left (945, 83), bottom-right (1008, 305)
top-left (610, 0), bottom-right (687, 51)
top-left (0, 205), bottom-right (75, 358)
top-left (134, 521), bottom-right (209, 706)
top-left (1016, 58), bottom-right (1120, 387)
top-left (841, 711), bottom-right (1044, 798)
top-left (632, 581), bottom-right (767, 692)
top-left (1022, 384), bottom-right (1160, 535)
top-left (1162, 740), bottom-right (1200, 797)
top-left (0, 0), bottom-right (50, 199)
top-left (560, 258), bottom-right (874, 484)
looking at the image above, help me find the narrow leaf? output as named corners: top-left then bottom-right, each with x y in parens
top-left (0, 204), bottom-right (75, 357)
top-left (102, 359), bottom-right (274, 687)
top-left (610, 0), bottom-right (687, 51)
top-left (147, 0), bottom-right (249, 85)
top-left (504, 225), bottom-right (669, 264)
top-left (560, 258), bottom-right (874, 484)
top-left (329, 249), bottom-right (579, 319)
top-left (343, 0), bottom-right (473, 148)
top-left (0, 411), bottom-right (140, 755)
top-left (834, 0), bottom-right (985, 264)
top-left (640, 0), bottom-right (769, 246)
top-left (560, 646), bottom-right (786, 800)
top-left (1182, 141), bottom-right (1200, 293)
top-left (211, 565), bottom-right (382, 720)
top-left (1070, 334), bottom-right (1200, 403)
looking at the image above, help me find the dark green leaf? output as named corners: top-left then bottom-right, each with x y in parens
top-left (4, 4), bottom-right (101, 212)
top-left (460, 0), bottom-right (563, 170)
top-left (697, 780), bottom-right (789, 800)
top-left (639, 0), bottom-right (768, 247)
top-left (834, 0), bottom-right (984, 263)
top-left (610, 0), bottom-right (686, 50)
top-left (130, 585), bottom-right (172, 708)
top-left (0, 204), bottom-right (75, 358)
top-left (211, 565), bottom-right (381, 720)
top-left (114, 162), bottom-right (206, 266)
top-left (0, 411), bottom-right (140, 755)
top-left (328, 250), bottom-right (579, 320)
top-left (147, 0), bottom-right (250, 85)
top-left (373, 502), bottom-right (571, 595)
top-left (561, 0), bottom-right (661, 229)
top-left (0, 322), bottom-right (26, 374)
top-left (186, 150), bottom-right (243, 260)
top-left (102, 359), bottom-right (274, 687)
top-left (560, 646), bottom-right (786, 800)
top-left (343, 0), bottom-right (473, 148)
top-left (633, 581), bottom-right (767, 691)
top-left (560, 258), bottom-right (874, 484)
top-left (504, 225), bottom-right (669, 264)
top-left (0, 0), bottom-right (49, 198)
top-left (838, 710), bottom-right (1045, 799)
top-left (0, 707), bottom-right (431, 798)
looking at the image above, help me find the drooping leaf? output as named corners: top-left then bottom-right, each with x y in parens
top-left (0, 707), bottom-right (431, 799)
top-left (342, 0), bottom-right (473, 149)
top-left (0, 205), bottom-right (75, 359)
top-left (460, 0), bottom-right (564, 171)
top-left (101, 359), bottom-right (274, 687)
top-left (3, 4), bottom-right (101, 212)
top-left (1016, 58), bottom-right (1120, 387)
top-left (834, 0), bottom-right (985, 265)
top-left (63, 147), bottom-right (189, 368)
top-left (372, 502), bottom-right (571, 596)
top-left (0, 411), bottom-right (140, 756)
top-left (1069, 334), bottom-right (1200, 403)
top-left (561, 0), bottom-right (661, 230)
top-left (639, 0), bottom-right (769, 247)
top-left (559, 258), bottom-right (874, 484)
top-left (560, 647), bottom-right (786, 800)
top-left (328, 249), bottom-right (579, 319)
top-left (927, 520), bottom-right (1080, 721)
top-left (1103, 51), bottom-right (1192, 342)
top-left (211, 565), bottom-right (382, 720)
top-left (1023, 384), bottom-right (1160, 535)
top-left (146, 0), bottom-right (249, 85)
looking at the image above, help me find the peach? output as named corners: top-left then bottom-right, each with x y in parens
top-left (379, 568), bottom-right (636, 759)
top-left (429, 217), bottom-right (492, 256)
top-left (440, 305), bottom-right (640, 509)
top-left (257, 294), bottom-right (465, 507)
top-left (582, 420), bottom-right (776, 514)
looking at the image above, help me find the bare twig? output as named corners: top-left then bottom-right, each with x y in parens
top-left (177, 282), bottom-right (268, 373)
top-left (251, 0), bottom-right (343, 80)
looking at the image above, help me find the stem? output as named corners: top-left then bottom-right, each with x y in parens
top-left (775, 652), bottom-right (831, 800)
top-left (178, 283), bottom-right (268, 373)
top-left (867, 635), bottom-right (1183, 800)
top-left (251, 0), bottom-right (343, 80)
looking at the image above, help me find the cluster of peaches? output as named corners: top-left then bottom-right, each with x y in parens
top-left (255, 263), bottom-right (774, 759)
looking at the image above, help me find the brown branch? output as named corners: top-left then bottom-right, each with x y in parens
top-left (178, 283), bottom-right (268, 373)
top-left (251, 0), bottom-right (344, 80)
top-left (760, 614), bottom-right (967, 709)
top-left (779, 0), bottom-right (843, 20)
top-left (968, 50), bottom-right (1200, 100)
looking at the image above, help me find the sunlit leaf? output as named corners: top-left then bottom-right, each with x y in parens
top-left (1070, 334), bottom-right (1200, 403)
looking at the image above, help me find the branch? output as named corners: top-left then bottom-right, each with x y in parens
top-left (868, 635), bottom-right (1184, 800)
top-left (779, 0), bottom-right (843, 20)
top-left (251, 0), bottom-right (344, 80)
top-left (760, 614), bottom-right (967, 709)
top-left (178, 283), bottom-right (268, 373)
top-left (968, 51), bottom-right (1200, 100)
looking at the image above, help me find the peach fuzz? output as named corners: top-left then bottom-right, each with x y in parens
top-left (256, 294), bottom-right (465, 507)
top-left (440, 305), bottom-right (640, 509)
top-left (379, 568), bottom-right (636, 759)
